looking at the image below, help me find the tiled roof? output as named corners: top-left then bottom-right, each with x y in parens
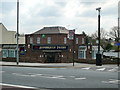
top-left (33, 26), bottom-right (69, 34)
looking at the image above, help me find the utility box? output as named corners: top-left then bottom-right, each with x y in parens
top-left (96, 53), bottom-right (102, 66)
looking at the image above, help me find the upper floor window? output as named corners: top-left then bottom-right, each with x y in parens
top-left (64, 37), bottom-right (67, 44)
top-left (76, 38), bottom-right (78, 44)
top-left (37, 37), bottom-right (40, 44)
top-left (30, 37), bottom-right (33, 44)
top-left (82, 38), bottom-right (85, 44)
top-left (48, 37), bottom-right (51, 44)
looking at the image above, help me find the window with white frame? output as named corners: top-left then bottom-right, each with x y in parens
top-left (78, 51), bottom-right (86, 59)
top-left (78, 46), bottom-right (86, 59)
top-left (82, 38), bottom-right (85, 44)
top-left (76, 38), bottom-right (78, 44)
top-left (37, 37), bottom-right (40, 44)
top-left (30, 37), bottom-right (33, 44)
top-left (2, 49), bottom-right (8, 58)
top-left (8, 50), bottom-right (16, 57)
top-left (64, 37), bottom-right (67, 44)
top-left (48, 37), bottom-right (51, 44)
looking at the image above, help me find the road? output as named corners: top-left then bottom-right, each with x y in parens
top-left (1, 66), bottom-right (119, 89)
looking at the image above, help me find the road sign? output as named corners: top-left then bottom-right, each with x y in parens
top-left (116, 43), bottom-right (120, 46)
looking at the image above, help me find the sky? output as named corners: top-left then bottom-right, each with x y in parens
top-left (0, 0), bottom-right (119, 35)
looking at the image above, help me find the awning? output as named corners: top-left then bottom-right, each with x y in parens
top-left (2, 45), bottom-right (17, 49)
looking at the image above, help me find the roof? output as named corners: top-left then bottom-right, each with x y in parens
top-left (33, 26), bottom-right (69, 34)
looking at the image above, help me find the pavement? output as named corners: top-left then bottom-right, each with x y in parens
top-left (0, 61), bottom-right (119, 68)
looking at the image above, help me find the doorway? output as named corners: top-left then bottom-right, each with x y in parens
top-left (46, 53), bottom-right (55, 63)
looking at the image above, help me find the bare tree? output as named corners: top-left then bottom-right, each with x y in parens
top-left (91, 28), bottom-right (108, 40)
top-left (109, 26), bottom-right (120, 41)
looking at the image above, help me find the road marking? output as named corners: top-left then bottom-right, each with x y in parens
top-left (0, 71), bottom-right (5, 73)
top-left (108, 69), bottom-right (116, 72)
top-left (12, 73), bottom-right (66, 79)
top-left (96, 68), bottom-right (105, 71)
top-left (12, 73), bottom-right (31, 77)
top-left (47, 76), bottom-right (66, 79)
top-left (0, 83), bottom-right (38, 89)
top-left (102, 79), bottom-right (120, 84)
top-left (75, 77), bottom-right (86, 80)
top-left (81, 67), bottom-right (90, 70)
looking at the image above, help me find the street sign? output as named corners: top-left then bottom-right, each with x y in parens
top-left (116, 43), bottom-right (120, 46)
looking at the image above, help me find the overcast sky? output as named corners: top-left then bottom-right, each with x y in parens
top-left (0, 0), bottom-right (119, 35)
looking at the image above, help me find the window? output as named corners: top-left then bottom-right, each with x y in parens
top-left (76, 38), bottom-right (78, 44)
top-left (82, 38), bottom-right (85, 44)
top-left (64, 37), bottom-right (67, 44)
top-left (2, 49), bottom-right (8, 58)
top-left (48, 37), bottom-right (51, 44)
top-left (78, 46), bottom-right (86, 59)
top-left (37, 37), bottom-right (40, 44)
top-left (8, 50), bottom-right (16, 58)
top-left (30, 37), bottom-right (33, 44)
top-left (78, 50), bottom-right (86, 59)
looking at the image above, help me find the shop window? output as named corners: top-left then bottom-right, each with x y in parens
top-left (64, 37), bottom-right (67, 44)
top-left (48, 37), bottom-right (51, 44)
top-left (8, 50), bottom-right (16, 58)
top-left (78, 46), bottom-right (86, 59)
top-left (76, 38), bottom-right (78, 44)
top-left (2, 49), bottom-right (8, 58)
top-left (37, 37), bottom-right (40, 44)
top-left (30, 37), bottom-right (33, 44)
top-left (78, 50), bottom-right (86, 59)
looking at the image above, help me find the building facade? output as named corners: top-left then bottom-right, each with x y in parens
top-left (19, 26), bottom-right (94, 63)
top-left (1, 24), bottom-right (103, 63)
top-left (0, 23), bottom-right (25, 61)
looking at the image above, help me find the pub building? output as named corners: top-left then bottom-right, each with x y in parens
top-left (20, 26), bottom-right (93, 63)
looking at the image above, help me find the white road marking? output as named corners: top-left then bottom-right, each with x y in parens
top-left (102, 79), bottom-right (120, 84)
top-left (0, 71), bottom-right (5, 73)
top-left (108, 69), bottom-right (116, 72)
top-left (0, 83), bottom-right (38, 89)
top-left (12, 73), bottom-right (31, 77)
top-left (12, 73), bottom-right (66, 79)
top-left (96, 68), bottom-right (105, 71)
top-left (81, 67), bottom-right (90, 70)
top-left (47, 76), bottom-right (66, 80)
top-left (75, 77), bottom-right (86, 80)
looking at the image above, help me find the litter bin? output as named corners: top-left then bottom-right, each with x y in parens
top-left (96, 53), bottom-right (102, 66)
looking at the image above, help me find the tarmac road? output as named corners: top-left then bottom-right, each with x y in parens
top-left (1, 66), bottom-right (119, 89)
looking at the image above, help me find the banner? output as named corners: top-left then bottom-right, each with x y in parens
top-left (33, 45), bottom-right (68, 50)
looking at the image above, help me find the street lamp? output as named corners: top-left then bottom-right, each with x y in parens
top-left (96, 7), bottom-right (102, 66)
top-left (16, 0), bottom-right (19, 65)
top-left (118, 1), bottom-right (120, 66)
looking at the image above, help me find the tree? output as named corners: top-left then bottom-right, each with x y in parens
top-left (91, 28), bottom-right (108, 40)
top-left (105, 43), bottom-right (113, 51)
top-left (109, 26), bottom-right (120, 41)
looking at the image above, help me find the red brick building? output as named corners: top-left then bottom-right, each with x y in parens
top-left (20, 26), bottom-right (93, 63)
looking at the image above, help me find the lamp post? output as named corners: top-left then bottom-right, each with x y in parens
top-left (118, 17), bottom-right (119, 66)
top-left (118, 1), bottom-right (120, 66)
top-left (16, 0), bottom-right (19, 65)
top-left (96, 7), bottom-right (102, 66)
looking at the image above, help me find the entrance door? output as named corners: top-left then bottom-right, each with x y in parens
top-left (46, 53), bottom-right (55, 63)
